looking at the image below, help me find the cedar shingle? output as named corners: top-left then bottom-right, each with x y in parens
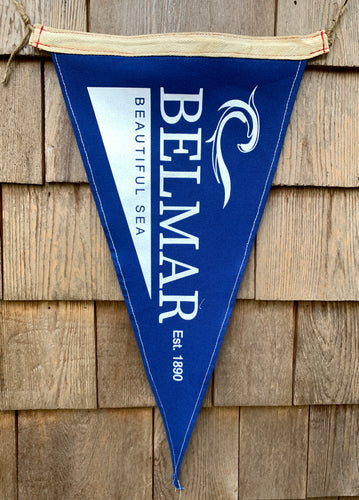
top-left (308, 405), bottom-right (359, 497)
top-left (274, 71), bottom-right (359, 187)
top-left (256, 188), bottom-right (359, 300)
top-left (294, 302), bottom-right (359, 405)
top-left (215, 300), bottom-right (294, 406)
top-left (18, 409), bottom-right (152, 499)
top-left (2, 184), bottom-right (122, 300)
top-left (0, 411), bottom-right (17, 500)
top-left (239, 406), bottom-right (308, 499)
top-left (0, 61), bottom-right (42, 184)
top-left (0, 301), bottom-right (96, 410)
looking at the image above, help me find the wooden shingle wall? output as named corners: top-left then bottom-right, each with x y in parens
top-left (0, 0), bottom-right (358, 498)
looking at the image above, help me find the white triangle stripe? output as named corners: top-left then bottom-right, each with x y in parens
top-left (88, 87), bottom-right (152, 297)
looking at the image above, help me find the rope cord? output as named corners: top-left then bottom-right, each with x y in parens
top-left (326, 0), bottom-right (351, 46)
top-left (2, 0), bottom-right (33, 85)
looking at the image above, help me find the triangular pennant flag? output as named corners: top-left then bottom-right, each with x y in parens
top-left (28, 26), bottom-right (329, 488)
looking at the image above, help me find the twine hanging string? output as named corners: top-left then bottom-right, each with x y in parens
top-left (326, 0), bottom-right (351, 46)
top-left (2, 0), bottom-right (33, 85)
top-left (1, 0), bottom-right (353, 85)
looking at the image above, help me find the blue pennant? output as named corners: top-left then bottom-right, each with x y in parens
top-left (53, 52), bottom-right (305, 488)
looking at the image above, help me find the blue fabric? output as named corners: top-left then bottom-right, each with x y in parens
top-left (53, 53), bottom-right (305, 488)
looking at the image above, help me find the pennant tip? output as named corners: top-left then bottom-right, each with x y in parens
top-left (172, 474), bottom-right (185, 491)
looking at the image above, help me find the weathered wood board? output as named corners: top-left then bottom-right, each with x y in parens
top-left (274, 70), bottom-right (359, 187)
top-left (0, 301), bottom-right (96, 410)
top-left (256, 188), bottom-right (359, 300)
top-left (239, 406), bottom-right (309, 499)
top-left (294, 301), bottom-right (359, 405)
top-left (0, 60), bottom-right (42, 184)
top-left (308, 405), bottom-right (359, 497)
top-left (18, 408), bottom-right (152, 499)
top-left (0, 411), bottom-right (17, 500)
top-left (2, 184), bottom-right (122, 300)
top-left (215, 300), bottom-right (294, 406)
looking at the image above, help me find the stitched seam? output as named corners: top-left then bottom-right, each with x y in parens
top-left (320, 30), bottom-right (326, 53)
top-left (53, 53), bottom-right (177, 468)
top-left (32, 40), bottom-right (327, 58)
top-left (35, 25), bottom-right (44, 48)
top-left (173, 59), bottom-right (304, 476)
top-left (36, 25), bottom-right (324, 41)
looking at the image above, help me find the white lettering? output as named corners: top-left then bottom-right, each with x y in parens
top-left (158, 89), bottom-right (203, 323)
top-left (159, 291), bottom-right (199, 323)
top-left (160, 88), bottom-right (203, 124)
top-left (160, 129), bottom-right (202, 161)
top-left (159, 202), bottom-right (200, 249)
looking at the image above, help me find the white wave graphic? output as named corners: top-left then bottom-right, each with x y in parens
top-left (206, 87), bottom-right (260, 208)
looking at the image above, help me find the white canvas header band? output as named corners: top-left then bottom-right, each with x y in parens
top-left (29, 24), bottom-right (329, 60)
